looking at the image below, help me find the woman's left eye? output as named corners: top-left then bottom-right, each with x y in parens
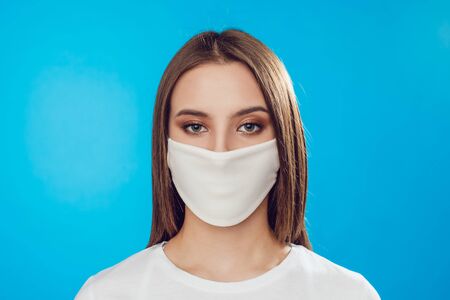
top-left (238, 123), bottom-right (263, 134)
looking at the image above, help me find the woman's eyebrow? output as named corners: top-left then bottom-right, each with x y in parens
top-left (175, 106), bottom-right (269, 119)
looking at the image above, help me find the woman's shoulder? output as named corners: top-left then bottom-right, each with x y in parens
top-left (74, 243), bottom-right (162, 300)
top-left (290, 244), bottom-right (381, 299)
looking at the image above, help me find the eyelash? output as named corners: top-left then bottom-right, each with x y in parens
top-left (182, 122), bottom-right (264, 136)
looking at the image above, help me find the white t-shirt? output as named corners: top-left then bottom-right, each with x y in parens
top-left (75, 241), bottom-right (381, 299)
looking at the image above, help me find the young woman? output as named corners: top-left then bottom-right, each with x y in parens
top-left (75, 29), bottom-right (381, 299)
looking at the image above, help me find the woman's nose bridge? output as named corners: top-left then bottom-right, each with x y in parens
top-left (211, 137), bottom-right (232, 152)
top-left (209, 122), bottom-right (234, 152)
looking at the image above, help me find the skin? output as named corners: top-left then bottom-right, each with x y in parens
top-left (166, 61), bottom-right (291, 282)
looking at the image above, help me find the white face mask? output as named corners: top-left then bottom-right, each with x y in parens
top-left (167, 138), bottom-right (280, 227)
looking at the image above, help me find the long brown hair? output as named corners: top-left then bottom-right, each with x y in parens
top-left (146, 28), bottom-right (312, 250)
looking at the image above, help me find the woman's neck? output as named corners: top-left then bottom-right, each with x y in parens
top-left (161, 197), bottom-right (291, 282)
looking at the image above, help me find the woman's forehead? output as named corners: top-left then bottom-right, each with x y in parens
top-left (170, 62), bottom-right (266, 111)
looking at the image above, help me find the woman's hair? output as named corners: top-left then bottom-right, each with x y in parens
top-left (147, 28), bottom-right (312, 250)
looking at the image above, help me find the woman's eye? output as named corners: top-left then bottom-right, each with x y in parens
top-left (183, 123), bottom-right (206, 134)
top-left (238, 123), bottom-right (263, 134)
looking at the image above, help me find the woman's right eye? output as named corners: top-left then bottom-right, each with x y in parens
top-left (183, 123), bottom-right (207, 135)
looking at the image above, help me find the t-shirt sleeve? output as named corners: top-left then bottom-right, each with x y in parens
top-left (74, 275), bottom-right (95, 300)
top-left (357, 273), bottom-right (381, 300)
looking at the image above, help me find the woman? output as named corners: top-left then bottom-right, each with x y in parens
top-left (75, 29), bottom-right (381, 299)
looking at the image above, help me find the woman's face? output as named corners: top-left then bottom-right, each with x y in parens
top-left (168, 61), bottom-right (275, 151)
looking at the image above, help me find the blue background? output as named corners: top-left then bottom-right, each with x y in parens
top-left (1, 1), bottom-right (449, 299)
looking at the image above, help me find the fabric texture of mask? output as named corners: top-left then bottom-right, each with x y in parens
top-left (167, 138), bottom-right (280, 227)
